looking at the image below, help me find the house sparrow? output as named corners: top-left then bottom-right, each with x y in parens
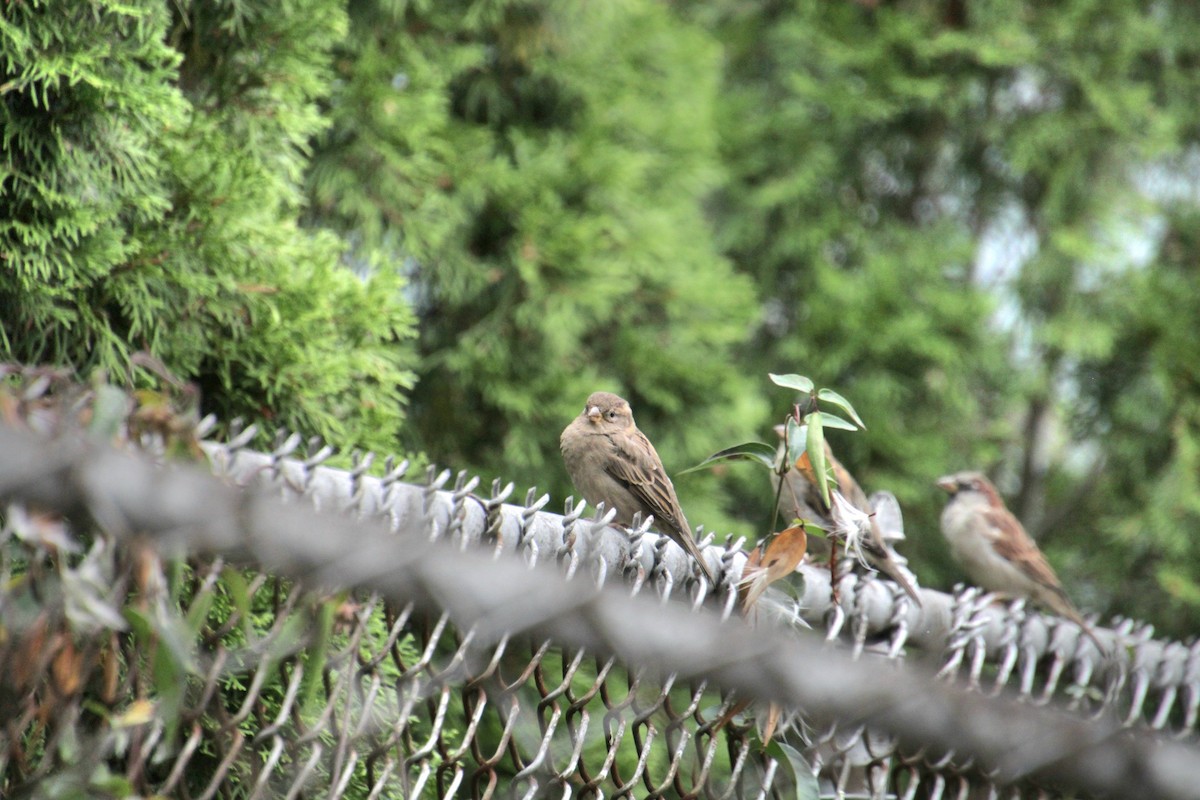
top-left (561, 392), bottom-right (715, 583)
top-left (937, 471), bottom-right (1099, 643)
top-left (774, 427), bottom-right (921, 603)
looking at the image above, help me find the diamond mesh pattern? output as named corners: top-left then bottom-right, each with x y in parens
top-left (1, 423), bottom-right (1198, 799)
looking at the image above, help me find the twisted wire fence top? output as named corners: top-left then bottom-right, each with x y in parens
top-left (1, 416), bottom-right (1198, 800)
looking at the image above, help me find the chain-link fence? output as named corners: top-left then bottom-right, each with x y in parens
top-left (2, 408), bottom-right (1200, 799)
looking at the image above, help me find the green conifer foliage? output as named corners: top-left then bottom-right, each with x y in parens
top-left (1, 0), bottom-right (417, 452)
top-left (1, 1), bottom-right (184, 346)
top-left (307, 1), bottom-right (760, 528)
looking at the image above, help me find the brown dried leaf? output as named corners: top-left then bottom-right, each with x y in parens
top-left (50, 634), bottom-right (84, 696)
top-left (0, 391), bottom-right (21, 426)
top-left (711, 697), bottom-right (752, 734)
top-left (8, 615), bottom-right (49, 692)
top-left (761, 702), bottom-right (782, 745)
top-left (740, 525), bottom-right (808, 613)
top-left (101, 633), bottom-right (120, 705)
top-left (112, 699), bottom-right (156, 727)
top-left (793, 449), bottom-right (815, 480)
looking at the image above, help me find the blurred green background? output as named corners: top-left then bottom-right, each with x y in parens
top-left (5, 0), bottom-right (1200, 637)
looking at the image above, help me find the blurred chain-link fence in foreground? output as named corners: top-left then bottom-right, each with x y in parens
top-left (2, 392), bottom-right (1200, 798)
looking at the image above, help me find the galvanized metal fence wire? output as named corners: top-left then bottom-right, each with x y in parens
top-left (1, 417), bottom-right (1199, 799)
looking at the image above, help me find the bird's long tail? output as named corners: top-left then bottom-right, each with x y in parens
top-left (870, 550), bottom-right (923, 605)
top-left (673, 529), bottom-right (716, 584)
top-left (1049, 590), bottom-right (1104, 649)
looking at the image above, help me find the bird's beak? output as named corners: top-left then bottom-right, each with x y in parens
top-left (935, 476), bottom-right (958, 494)
top-left (586, 405), bottom-right (602, 423)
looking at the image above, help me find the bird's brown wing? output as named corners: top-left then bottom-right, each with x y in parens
top-left (982, 507), bottom-right (1065, 593)
top-left (605, 429), bottom-right (715, 583)
top-left (981, 506), bottom-right (1100, 645)
top-left (604, 428), bottom-right (691, 539)
top-left (830, 452), bottom-right (870, 512)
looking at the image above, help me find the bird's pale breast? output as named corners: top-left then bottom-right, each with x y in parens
top-left (561, 429), bottom-right (642, 525)
top-left (941, 497), bottom-right (1041, 597)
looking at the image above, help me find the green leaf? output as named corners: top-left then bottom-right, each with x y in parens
top-left (301, 600), bottom-right (336, 713)
top-left (152, 608), bottom-right (199, 678)
top-left (820, 413), bottom-right (858, 431)
top-left (87, 766), bottom-right (135, 797)
top-left (816, 388), bottom-right (866, 430)
top-left (680, 441), bottom-right (778, 474)
top-left (152, 642), bottom-right (185, 729)
top-left (184, 589), bottom-right (216, 636)
top-left (781, 516), bottom-right (829, 538)
top-left (799, 520), bottom-right (828, 538)
top-left (88, 384), bottom-right (129, 440)
top-left (806, 411), bottom-right (829, 507)
top-left (122, 606), bottom-right (153, 642)
top-left (167, 560), bottom-right (190, 606)
top-left (767, 740), bottom-right (821, 800)
top-left (125, 606), bottom-right (192, 743)
top-left (769, 373), bottom-right (815, 393)
top-left (784, 416), bottom-right (807, 472)
top-left (222, 566), bottom-right (253, 637)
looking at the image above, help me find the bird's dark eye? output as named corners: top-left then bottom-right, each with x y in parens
top-left (606, 411), bottom-right (618, 420)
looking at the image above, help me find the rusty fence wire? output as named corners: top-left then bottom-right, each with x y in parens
top-left (1, 414), bottom-right (1200, 799)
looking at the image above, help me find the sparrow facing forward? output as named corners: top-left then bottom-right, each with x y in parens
top-left (774, 427), bottom-right (921, 604)
top-left (560, 392), bottom-right (714, 583)
top-left (937, 470), bottom-right (1099, 642)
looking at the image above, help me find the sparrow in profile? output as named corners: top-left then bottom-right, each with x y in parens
top-left (561, 392), bottom-right (715, 582)
top-left (774, 427), bottom-right (921, 603)
top-left (937, 471), bottom-right (1099, 643)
